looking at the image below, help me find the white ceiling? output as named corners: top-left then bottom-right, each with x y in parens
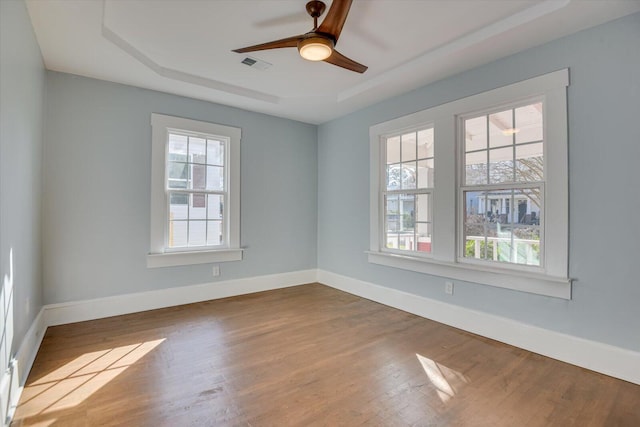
top-left (26, 0), bottom-right (640, 124)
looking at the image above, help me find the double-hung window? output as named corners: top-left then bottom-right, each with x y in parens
top-left (383, 127), bottom-right (434, 255)
top-left (369, 69), bottom-right (570, 298)
top-left (148, 114), bottom-right (242, 268)
top-left (461, 101), bottom-right (544, 267)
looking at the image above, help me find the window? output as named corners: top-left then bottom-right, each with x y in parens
top-left (383, 127), bottom-right (434, 255)
top-left (148, 114), bottom-right (242, 268)
top-left (461, 101), bottom-right (544, 267)
top-left (369, 70), bottom-right (570, 298)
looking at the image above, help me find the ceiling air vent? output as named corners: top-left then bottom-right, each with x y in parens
top-left (240, 56), bottom-right (272, 71)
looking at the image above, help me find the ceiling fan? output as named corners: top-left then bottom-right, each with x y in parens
top-left (232, 0), bottom-right (368, 73)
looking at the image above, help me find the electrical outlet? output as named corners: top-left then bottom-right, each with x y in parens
top-left (212, 265), bottom-right (220, 277)
top-left (445, 281), bottom-right (454, 295)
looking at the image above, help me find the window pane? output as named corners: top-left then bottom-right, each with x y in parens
top-left (190, 194), bottom-right (206, 219)
top-left (207, 221), bottom-right (222, 245)
top-left (206, 166), bottom-right (224, 191)
top-left (169, 194), bottom-right (188, 220)
top-left (465, 151), bottom-right (487, 185)
top-left (401, 162), bottom-right (416, 189)
top-left (516, 103), bottom-right (543, 144)
top-left (192, 164), bottom-right (206, 190)
top-left (416, 194), bottom-right (430, 222)
top-left (167, 162), bottom-right (188, 189)
top-left (385, 194), bottom-right (399, 230)
top-left (385, 194), bottom-right (400, 248)
top-left (464, 189), bottom-right (487, 217)
top-left (386, 136), bottom-right (400, 164)
top-left (207, 194), bottom-right (223, 220)
top-left (417, 159), bottom-right (434, 189)
top-left (417, 128), bottom-right (434, 159)
top-left (402, 195), bottom-right (415, 231)
top-left (386, 164), bottom-right (400, 191)
top-left (464, 188), bottom-right (541, 265)
top-left (489, 110), bottom-right (513, 148)
top-left (489, 147), bottom-right (514, 184)
top-left (386, 234), bottom-right (399, 249)
top-left (385, 193), bottom-right (420, 251)
top-left (465, 116), bottom-right (487, 152)
top-left (464, 233), bottom-right (488, 259)
top-left (512, 226), bottom-right (540, 266)
top-left (464, 189), bottom-right (514, 260)
top-left (516, 142), bottom-right (543, 182)
top-left (169, 220), bottom-right (187, 248)
top-left (207, 139), bottom-right (224, 166)
top-left (401, 132), bottom-right (417, 161)
top-left (168, 134), bottom-right (187, 160)
top-left (192, 194), bottom-right (205, 208)
top-left (515, 188), bottom-right (541, 225)
top-left (488, 222), bottom-right (541, 266)
top-left (188, 220), bottom-right (206, 246)
top-left (188, 137), bottom-right (206, 163)
top-left (416, 222), bottom-right (432, 253)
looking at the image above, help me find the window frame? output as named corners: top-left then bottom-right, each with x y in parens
top-left (368, 69), bottom-right (571, 299)
top-left (148, 113), bottom-right (242, 268)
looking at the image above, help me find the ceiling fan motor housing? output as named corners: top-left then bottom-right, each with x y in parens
top-left (298, 32), bottom-right (335, 61)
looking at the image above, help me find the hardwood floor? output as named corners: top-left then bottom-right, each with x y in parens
top-left (12, 283), bottom-right (640, 426)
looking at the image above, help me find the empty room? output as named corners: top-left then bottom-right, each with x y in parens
top-left (1, 0), bottom-right (639, 425)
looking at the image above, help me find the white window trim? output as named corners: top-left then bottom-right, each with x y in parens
top-left (369, 69), bottom-right (571, 299)
top-left (148, 114), bottom-right (242, 268)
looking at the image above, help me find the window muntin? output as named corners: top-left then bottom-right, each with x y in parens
top-left (461, 101), bottom-right (544, 267)
top-left (382, 127), bottom-right (434, 254)
top-left (166, 131), bottom-right (227, 250)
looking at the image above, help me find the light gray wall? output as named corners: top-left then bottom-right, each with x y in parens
top-left (43, 72), bottom-right (317, 303)
top-left (0, 0), bottom-right (45, 366)
top-left (318, 12), bottom-right (640, 351)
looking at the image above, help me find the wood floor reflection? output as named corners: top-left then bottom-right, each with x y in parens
top-left (12, 283), bottom-right (640, 426)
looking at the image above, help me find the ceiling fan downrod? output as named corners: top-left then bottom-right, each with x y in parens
top-left (306, 1), bottom-right (327, 30)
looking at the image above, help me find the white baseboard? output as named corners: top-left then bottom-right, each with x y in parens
top-left (44, 269), bottom-right (318, 326)
top-left (1, 307), bottom-right (46, 427)
top-left (318, 269), bottom-right (640, 385)
top-left (6, 266), bottom-right (638, 427)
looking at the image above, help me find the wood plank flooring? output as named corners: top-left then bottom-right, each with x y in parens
top-left (12, 283), bottom-right (640, 426)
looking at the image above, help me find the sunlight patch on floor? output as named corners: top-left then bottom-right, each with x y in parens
top-left (15, 339), bottom-right (165, 418)
top-left (416, 353), bottom-right (469, 403)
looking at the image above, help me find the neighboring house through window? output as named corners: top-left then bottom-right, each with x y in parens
top-left (369, 69), bottom-right (570, 298)
top-left (148, 114), bottom-right (242, 268)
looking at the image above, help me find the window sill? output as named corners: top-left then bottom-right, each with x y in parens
top-left (147, 248), bottom-right (243, 268)
top-left (366, 251), bottom-right (571, 299)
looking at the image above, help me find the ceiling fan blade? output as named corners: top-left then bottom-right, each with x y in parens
top-left (317, 0), bottom-right (353, 42)
top-left (233, 35), bottom-right (303, 53)
top-left (324, 49), bottom-right (367, 73)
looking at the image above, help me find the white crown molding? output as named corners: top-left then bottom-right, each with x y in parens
top-left (338, 0), bottom-right (571, 102)
top-left (101, 0), bottom-right (280, 104)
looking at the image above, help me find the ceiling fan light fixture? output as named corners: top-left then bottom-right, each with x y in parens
top-left (298, 36), bottom-right (334, 61)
